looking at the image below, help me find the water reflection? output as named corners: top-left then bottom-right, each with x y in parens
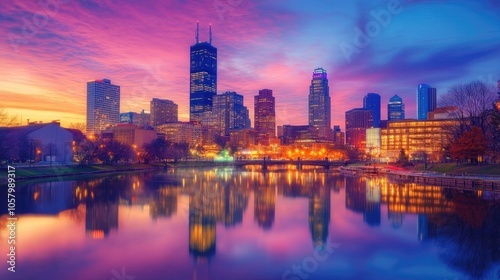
top-left (2, 169), bottom-right (500, 279)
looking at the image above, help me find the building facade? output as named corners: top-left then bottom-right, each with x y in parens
top-left (120, 111), bottom-right (151, 128)
top-left (190, 24), bottom-right (217, 122)
top-left (0, 122), bottom-right (74, 163)
top-left (333, 125), bottom-right (345, 146)
top-left (86, 79), bottom-right (120, 135)
top-left (150, 98), bottom-right (178, 126)
top-left (363, 93), bottom-right (381, 128)
top-left (366, 128), bottom-right (381, 155)
top-left (254, 89), bottom-right (276, 146)
top-left (102, 124), bottom-right (157, 148)
top-left (155, 122), bottom-right (202, 147)
top-left (202, 91), bottom-right (250, 137)
top-left (417, 84), bottom-right (437, 120)
top-left (278, 125), bottom-right (313, 145)
top-left (381, 119), bottom-right (457, 162)
top-left (345, 108), bottom-right (374, 151)
top-left (388, 95), bottom-right (405, 121)
top-left (308, 68), bottom-right (331, 140)
top-left (230, 129), bottom-right (257, 149)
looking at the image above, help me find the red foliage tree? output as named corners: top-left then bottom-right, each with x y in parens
top-left (450, 126), bottom-right (487, 165)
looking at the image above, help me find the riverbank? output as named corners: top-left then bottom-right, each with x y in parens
top-left (2, 163), bottom-right (161, 182)
top-left (414, 163), bottom-right (500, 176)
top-left (1, 161), bottom-right (241, 182)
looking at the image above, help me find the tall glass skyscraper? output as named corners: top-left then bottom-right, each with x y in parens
top-left (254, 89), bottom-right (276, 146)
top-left (363, 93), bottom-right (381, 128)
top-left (417, 84), bottom-right (437, 120)
top-left (190, 23), bottom-right (217, 122)
top-left (308, 68), bottom-right (331, 140)
top-left (388, 94), bottom-right (405, 121)
top-left (86, 79), bottom-right (120, 136)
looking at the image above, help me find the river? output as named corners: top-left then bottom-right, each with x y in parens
top-left (1, 167), bottom-right (499, 280)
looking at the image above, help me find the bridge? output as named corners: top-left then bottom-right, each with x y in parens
top-left (234, 158), bottom-right (346, 170)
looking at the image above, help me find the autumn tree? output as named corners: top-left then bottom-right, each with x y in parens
top-left (450, 127), bottom-right (487, 165)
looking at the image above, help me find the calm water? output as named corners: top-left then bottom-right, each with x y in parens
top-left (1, 167), bottom-right (500, 280)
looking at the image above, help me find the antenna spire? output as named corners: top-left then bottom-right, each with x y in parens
top-left (209, 24), bottom-right (212, 45)
top-left (196, 21), bottom-right (199, 43)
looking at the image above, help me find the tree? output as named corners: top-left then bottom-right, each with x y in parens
top-left (96, 139), bottom-right (132, 164)
top-left (450, 126), bottom-right (487, 165)
top-left (397, 149), bottom-right (409, 164)
top-left (440, 81), bottom-right (496, 137)
top-left (487, 90), bottom-right (500, 163)
top-left (440, 81), bottom-right (497, 163)
top-left (0, 106), bottom-right (18, 127)
top-left (0, 106), bottom-right (19, 163)
top-left (69, 123), bottom-right (87, 134)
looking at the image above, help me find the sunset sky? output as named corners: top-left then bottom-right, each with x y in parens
top-left (1, 0), bottom-right (499, 130)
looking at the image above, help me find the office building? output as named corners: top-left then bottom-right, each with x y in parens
top-left (380, 119), bottom-right (458, 162)
top-left (366, 128), bottom-right (381, 155)
top-left (363, 93), bottom-right (381, 128)
top-left (278, 125), bottom-right (313, 145)
top-left (190, 23), bottom-right (217, 122)
top-left (120, 110), bottom-right (150, 128)
top-left (308, 68), bottom-right (331, 140)
top-left (333, 125), bottom-right (344, 146)
top-left (101, 124), bottom-right (157, 148)
top-left (254, 89), bottom-right (276, 146)
top-left (229, 129), bottom-right (256, 149)
top-left (86, 79), bottom-right (120, 135)
top-left (417, 84), bottom-right (437, 120)
top-left (388, 95), bottom-right (405, 121)
top-left (345, 108), bottom-right (373, 151)
top-left (150, 98), bottom-right (178, 126)
top-left (202, 91), bottom-right (250, 137)
top-left (155, 122), bottom-right (203, 147)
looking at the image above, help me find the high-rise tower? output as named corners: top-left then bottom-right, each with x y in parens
top-left (363, 93), bottom-right (381, 128)
top-left (86, 79), bottom-right (120, 135)
top-left (388, 94), bottom-right (405, 121)
top-left (190, 23), bottom-right (217, 122)
top-left (308, 68), bottom-right (331, 140)
top-left (254, 89), bottom-right (276, 146)
top-left (417, 84), bottom-right (436, 120)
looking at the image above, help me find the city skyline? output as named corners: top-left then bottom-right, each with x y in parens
top-left (1, 0), bottom-right (499, 131)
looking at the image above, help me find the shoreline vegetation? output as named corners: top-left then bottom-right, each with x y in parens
top-left (2, 161), bottom-right (500, 182)
top-left (1, 161), bottom-right (238, 182)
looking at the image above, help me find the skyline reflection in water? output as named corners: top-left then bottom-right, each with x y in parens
top-left (0, 168), bottom-right (499, 280)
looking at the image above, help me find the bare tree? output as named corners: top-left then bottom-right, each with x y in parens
top-left (0, 106), bottom-right (18, 127)
top-left (439, 80), bottom-right (496, 138)
top-left (439, 81), bottom-right (498, 163)
top-left (69, 122), bottom-right (87, 134)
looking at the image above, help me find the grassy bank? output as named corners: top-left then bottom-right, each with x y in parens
top-left (3, 163), bottom-right (160, 181)
top-left (414, 163), bottom-right (500, 176)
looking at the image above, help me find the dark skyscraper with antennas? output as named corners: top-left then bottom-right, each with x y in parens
top-left (190, 22), bottom-right (217, 122)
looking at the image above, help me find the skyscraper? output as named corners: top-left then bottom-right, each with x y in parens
top-left (86, 79), bottom-right (120, 136)
top-left (190, 23), bottom-right (217, 122)
top-left (388, 94), bottom-right (405, 121)
top-left (345, 108), bottom-right (373, 151)
top-left (254, 89), bottom-right (276, 146)
top-left (203, 91), bottom-right (250, 137)
top-left (417, 84), bottom-right (437, 120)
top-left (150, 98), bottom-right (178, 126)
top-left (363, 93), bottom-right (381, 128)
top-left (308, 68), bottom-right (331, 140)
